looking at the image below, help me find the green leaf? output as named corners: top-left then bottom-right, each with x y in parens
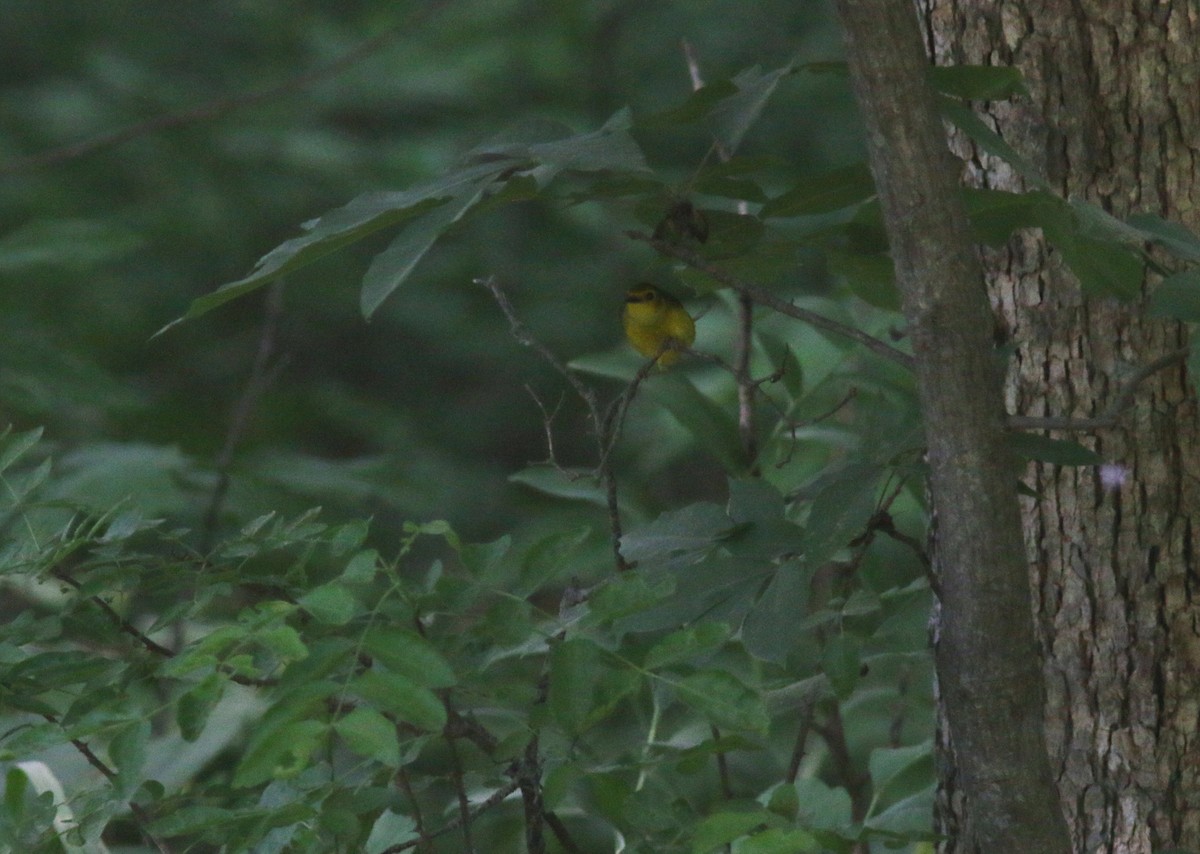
top-left (1039, 209), bottom-right (1145, 300)
top-left (677, 670), bottom-right (769, 733)
top-left (1008, 432), bottom-right (1102, 465)
top-left (334, 707), bottom-right (401, 767)
top-left (298, 582), bottom-right (358, 625)
top-left (692, 809), bottom-right (775, 853)
top-left (359, 179), bottom-right (494, 319)
top-left (351, 669), bottom-right (446, 732)
top-left (233, 719), bottom-right (327, 787)
top-left (459, 534), bottom-right (513, 581)
top-left (1127, 213), bottom-right (1200, 262)
top-left (1149, 270), bottom-right (1200, 321)
top-left (761, 163), bottom-right (876, 218)
top-left (727, 477), bottom-right (786, 524)
top-left (863, 787), bottom-right (937, 836)
top-left (110, 719), bottom-right (149, 797)
top-left (509, 465), bottom-right (608, 507)
top-left (737, 828), bottom-right (821, 854)
top-left (365, 809), bottom-right (418, 854)
top-left (0, 426), bottom-right (44, 474)
top-left (709, 63), bottom-right (794, 154)
top-left (928, 65), bottom-right (1028, 100)
top-left (330, 520), bottom-right (371, 556)
top-left (621, 502), bottom-right (740, 562)
top-left (254, 625), bottom-right (308, 662)
top-left (167, 161), bottom-right (508, 328)
top-left (867, 742), bottom-right (935, 817)
top-left (793, 777), bottom-right (854, 830)
top-left (618, 554), bottom-right (768, 633)
top-left (938, 97), bottom-right (1047, 189)
top-left (649, 373), bottom-right (747, 473)
top-left (177, 674), bottom-right (224, 742)
top-left (700, 210), bottom-right (765, 255)
top-left (694, 173), bottom-right (768, 203)
top-left (361, 627), bottom-right (456, 689)
top-left (645, 622), bottom-right (732, 670)
top-left (548, 638), bottom-right (604, 735)
top-left (644, 79), bottom-right (740, 125)
top-left (821, 634), bottom-right (861, 699)
top-left (742, 562), bottom-right (812, 664)
top-left (148, 806), bottom-right (236, 837)
top-left (963, 187), bottom-right (1058, 246)
top-left (517, 526), bottom-right (591, 596)
top-left (586, 572), bottom-right (675, 622)
top-left (799, 462), bottom-right (883, 569)
top-left (827, 248), bottom-right (898, 310)
top-left (9, 651), bottom-right (115, 687)
top-left (342, 549), bottom-right (380, 583)
top-left (526, 107), bottom-right (650, 175)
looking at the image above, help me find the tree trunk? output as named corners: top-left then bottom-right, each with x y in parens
top-left (923, 1), bottom-right (1200, 851)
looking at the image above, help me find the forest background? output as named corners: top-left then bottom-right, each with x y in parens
top-left (5, 1), bottom-right (1190, 852)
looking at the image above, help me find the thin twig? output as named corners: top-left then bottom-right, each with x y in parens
top-left (446, 734), bottom-right (476, 854)
top-left (477, 277), bottom-right (602, 421)
top-left (543, 811), bottom-right (583, 853)
top-left (627, 231), bottom-right (916, 370)
top-left (202, 282), bottom-right (287, 550)
top-left (525, 386), bottom-right (569, 472)
top-left (41, 715), bottom-right (172, 851)
top-left (383, 780), bottom-right (521, 853)
top-left (51, 565), bottom-right (275, 688)
top-left (889, 665), bottom-right (911, 748)
top-left (711, 725), bottom-right (734, 800)
top-left (597, 354), bottom-right (661, 472)
top-left (40, 714), bottom-right (116, 781)
top-left (444, 708), bottom-right (500, 756)
top-left (812, 706), bottom-right (870, 824)
top-left (678, 41), bottom-right (757, 469)
top-left (0, 5), bottom-right (454, 175)
top-left (479, 276), bottom-right (641, 573)
top-left (395, 768), bottom-right (431, 853)
top-left (786, 706), bottom-right (813, 784)
top-left (129, 802), bottom-right (172, 854)
top-left (773, 387), bottom-right (859, 469)
top-left (518, 737), bottom-right (546, 854)
top-left (51, 568), bottom-right (176, 658)
top-left (734, 291), bottom-right (759, 469)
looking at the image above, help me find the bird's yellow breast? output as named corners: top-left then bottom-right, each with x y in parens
top-left (622, 285), bottom-right (695, 366)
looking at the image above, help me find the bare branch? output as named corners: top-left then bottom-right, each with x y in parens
top-left (479, 276), bottom-right (645, 572)
top-left (476, 278), bottom-right (603, 429)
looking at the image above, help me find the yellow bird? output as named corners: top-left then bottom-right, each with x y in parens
top-left (622, 284), bottom-right (696, 367)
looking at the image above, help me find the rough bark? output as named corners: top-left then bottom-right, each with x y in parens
top-left (834, 1), bottom-right (1071, 851)
top-left (923, 1), bottom-right (1200, 851)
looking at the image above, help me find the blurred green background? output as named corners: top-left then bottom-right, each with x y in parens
top-left (0, 0), bottom-right (861, 550)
